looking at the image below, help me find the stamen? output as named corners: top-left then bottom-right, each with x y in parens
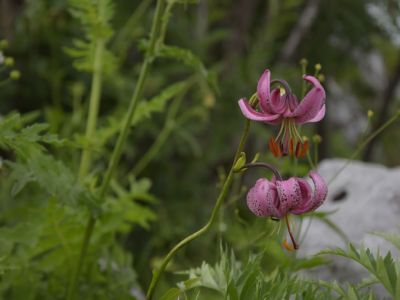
top-left (283, 239), bottom-right (295, 251)
top-left (289, 138), bottom-right (294, 156)
top-left (295, 141), bottom-right (302, 158)
top-left (302, 140), bottom-right (309, 157)
top-left (268, 138), bottom-right (282, 157)
top-left (284, 214), bottom-right (299, 250)
top-left (295, 140), bottom-right (309, 158)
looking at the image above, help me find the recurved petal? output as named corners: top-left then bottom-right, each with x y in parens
top-left (276, 178), bottom-right (302, 216)
top-left (269, 88), bottom-right (287, 114)
top-left (291, 172), bottom-right (327, 214)
top-left (292, 75), bottom-right (326, 124)
top-left (290, 178), bottom-right (313, 215)
top-left (306, 104), bottom-right (325, 123)
top-left (238, 98), bottom-right (281, 123)
top-left (257, 69), bottom-right (271, 112)
top-left (246, 179), bottom-right (281, 218)
top-left (308, 171), bottom-right (328, 211)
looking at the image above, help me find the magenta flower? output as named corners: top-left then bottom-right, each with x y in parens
top-left (246, 171), bottom-right (327, 249)
top-left (238, 69), bottom-right (326, 157)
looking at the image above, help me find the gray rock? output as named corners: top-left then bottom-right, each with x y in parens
top-left (299, 159), bottom-right (400, 294)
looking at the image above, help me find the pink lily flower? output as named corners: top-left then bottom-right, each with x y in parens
top-left (238, 69), bottom-right (326, 157)
top-left (247, 171), bottom-right (327, 218)
top-left (246, 171), bottom-right (327, 249)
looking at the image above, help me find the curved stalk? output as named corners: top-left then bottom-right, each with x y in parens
top-left (146, 119), bottom-right (251, 299)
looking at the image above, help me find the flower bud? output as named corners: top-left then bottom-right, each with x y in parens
top-left (312, 134), bottom-right (322, 144)
top-left (367, 109), bottom-right (374, 119)
top-left (203, 92), bottom-right (215, 108)
top-left (300, 58), bottom-right (308, 66)
top-left (233, 152), bottom-right (246, 172)
top-left (5, 57), bottom-right (14, 66)
top-left (0, 39), bottom-right (8, 50)
top-left (315, 63), bottom-right (322, 71)
top-left (10, 70), bottom-right (20, 80)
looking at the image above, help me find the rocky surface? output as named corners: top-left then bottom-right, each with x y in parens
top-left (299, 159), bottom-right (400, 290)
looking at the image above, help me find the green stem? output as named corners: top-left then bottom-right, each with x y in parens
top-left (98, 0), bottom-right (165, 199)
top-left (78, 40), bottom-right (105, 179)
top-left (67, 0), bottom-right (166, 299)
top-left (67, 16), bottom-right (106, 300)
top-left (146, 120), bottom-right (251, 299)
top-left (133, 119), bottom-right (174, 176)
top-left (133, 80), bottom-right (193, 176)
top-left (328, 110), bottom-right (400, 184)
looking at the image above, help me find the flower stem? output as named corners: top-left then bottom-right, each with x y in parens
top-left (238, 162), bottom-right (282, 180)
top-left (146, 119), bottom-right (251, 299)
top-left (67, 0), bottom-right (166, 299)
top-left (285, 214), bottom-right (299, 250)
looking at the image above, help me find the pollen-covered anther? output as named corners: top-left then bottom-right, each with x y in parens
top-left (295, 140), bottom-right (309, 158)
top-left (283, 239), bottom-right (296, 251)
top-left (268, 137), bottom-right (282, 157)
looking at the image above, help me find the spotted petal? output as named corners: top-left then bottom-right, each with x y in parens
top-left (246, 179), bottom-right (281, 218)
top-left (238, 98), bottom-right (281, 123)
top-left (276, 178), bottom-right (302, 216)
top-left (292, 75), bottom-right (326, 124)
top-left (257, 69), bottom-right (271, 113)
top-left (290, 178), bottom-right (313, 215)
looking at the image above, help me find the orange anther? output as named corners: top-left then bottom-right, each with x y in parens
top-left (289, 138), bottom-right (294, 156)
top-left (283, 239), bottom-right (295, 251)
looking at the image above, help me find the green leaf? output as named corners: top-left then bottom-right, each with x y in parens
top-left (319, 243), bottom-right (400, 298)
top-left (160, 288), bottom-right (182, 300)
top-left (372, 231), bottom-right (400, 251)
top-left (7, 151), bottom-right (99, 213)
top-left (157, 44), bottom-right (218, 91)
top-left (132, 80), bottom-right (189, 125)
top-left (66, 0), bottom-right (116, 73)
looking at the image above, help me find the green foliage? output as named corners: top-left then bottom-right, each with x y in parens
top-left (88, 79), bottom-right (191, 151)
top-left (162, 247), bottom-right (381, 300)
top-left (320, 242), bottom-right (400, 299)
top-left (0, 113), bottom-right (98, 212)
top-left (65, 0), bottom-right (116, 73)
top-left (0, 113), bottom-right (64, 158)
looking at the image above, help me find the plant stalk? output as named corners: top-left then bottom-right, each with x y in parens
top-left (328, 110), bottom-right (400, 184)
top-left (146, 119), bottom-right (251, 299)
top-left (78, 40), bottom-right (105, 179)
top-left (67, 0), bottom-right (166, 299)
top-left (67, 30), bottom-right (105, 300)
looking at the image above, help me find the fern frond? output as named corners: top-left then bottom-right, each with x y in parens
top-left (66, 0), bottom-right (116, 73)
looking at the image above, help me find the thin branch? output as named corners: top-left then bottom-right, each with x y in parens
top-left (280, 0), bottom-right (321, 62)
top-left (363, 51), bottom-right (400, 161)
